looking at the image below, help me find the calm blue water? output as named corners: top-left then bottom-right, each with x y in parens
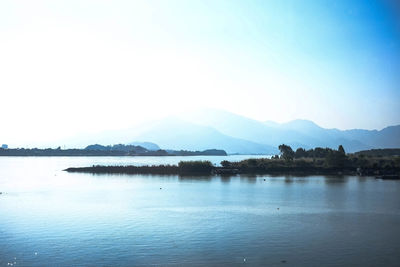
top-left (0, 156), bottom-right (400, 266)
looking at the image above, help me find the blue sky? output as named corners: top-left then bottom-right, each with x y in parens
top-left (0, 0), bottom-right (399, 145)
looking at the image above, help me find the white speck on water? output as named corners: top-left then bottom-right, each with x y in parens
top-left (244, 258), bottom-right (246, 262)
top-left (34, 252), bottom-right (38, 255)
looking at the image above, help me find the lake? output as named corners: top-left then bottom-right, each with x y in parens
top-left (0, 156), bottom-right (400, 266)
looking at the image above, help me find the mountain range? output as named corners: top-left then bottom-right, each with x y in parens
top-left (62, 109), bottom-right (400, 154)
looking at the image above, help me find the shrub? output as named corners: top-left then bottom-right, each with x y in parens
top-left (178, 161), bottom-right (213, 174)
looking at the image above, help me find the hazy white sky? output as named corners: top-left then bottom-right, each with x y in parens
top-left (1, 0), bottom-right (400, 146)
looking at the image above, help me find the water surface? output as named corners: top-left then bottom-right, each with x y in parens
top-left (0, 157), bottom-right (399, 266)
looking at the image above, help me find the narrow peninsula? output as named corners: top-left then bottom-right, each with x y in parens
top-left (64, 146), bottom-right (400, 178)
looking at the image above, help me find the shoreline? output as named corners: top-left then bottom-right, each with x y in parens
top-left (64, 164), bottom-right (400, 179)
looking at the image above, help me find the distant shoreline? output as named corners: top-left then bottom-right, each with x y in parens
top-left (0, 155), bottom-right (227, 157)
top-left (0, 148), bottom-right (227, 157)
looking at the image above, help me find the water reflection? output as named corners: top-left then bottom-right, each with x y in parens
top-left (81, 173), bottom-right (387, 187)
top-left (239, 176), bottom-right (258, 183)
top-left (323, 176), bottom-right (348, 186)
top-left (219, 176), bottom-right (232, 183)
top-left (1, 157), bottom-right (400, 267)
top-left (178, 175), bottom-right (213, 182)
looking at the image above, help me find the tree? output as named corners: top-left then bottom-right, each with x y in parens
top-left (326, 147), bottom-right (347, 168)
top-left (279, 144), bottom-right (294, 161)
top-left (295, 148), bottom-right (306, 158)
top-left (221, 160), bottom-right (231, 168)
top-left (178, 161), bottom-right (213, 174)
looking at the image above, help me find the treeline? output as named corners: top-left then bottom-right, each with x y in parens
top-left (220, 144), bottom-right (400, 175)
top-left (0, 147), bottom-right (134, 156)
top-left (274, 144), bottom-right (347, 161)
top-left (355, 149), bottom-right (400, 157)
top-left (85, 144), bottom-right (226, 156)
top-left (0, 145), bottom-right (227, 157)
top-left (0, 147), bottom-right (167, 156)
top-left (85, 144), bottom-right (149, 153)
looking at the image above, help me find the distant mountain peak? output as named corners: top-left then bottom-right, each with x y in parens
top-left (283, 119), bottom-right (321, 129)
top-left (129, 141), bottom-right (160, 151)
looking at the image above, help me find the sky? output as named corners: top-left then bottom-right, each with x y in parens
top-left (1, 0), bottom-right (400, 146)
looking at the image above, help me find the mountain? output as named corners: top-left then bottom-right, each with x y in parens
top-left (177, 109), bottom-right (368, 151)
top-left (279, 119), bottom-right (400, 151)
top-left (177, 109), bottom-right (399, 153)
top-left (131, 117), bottom-right (277, 154)
top-left (129, 142), bottom-right (160, 151)
top-left (59, 109), bottom-right (399, 154)
top-left (177, 109), bottom-right (315, 148)
top-left (342, 126), bottom-right (400, 149)
top-left (277, 119), bottom-right (372, 151)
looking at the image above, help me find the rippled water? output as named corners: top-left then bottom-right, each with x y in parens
top-left (1, 156), bottom-right (400, 266)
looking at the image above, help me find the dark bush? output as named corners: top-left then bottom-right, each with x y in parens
top-left (178, 161), bottom-right (213, 174)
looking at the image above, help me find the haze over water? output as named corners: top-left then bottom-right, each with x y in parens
top-left (1, 156), bottom-right (399, 266)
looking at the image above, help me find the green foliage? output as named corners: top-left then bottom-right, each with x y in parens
top-left (178, 161), bottom-right (213, 174)
top-left (295, 148), bottom-right (307, 158)
top-left (325, 150), bottom-right (347, 168)
top-left (279, 144), bottom-right (295, 161)
top-left (355, 149), bottom-right (400, 157)
top-left (338, 145), bottom-right (345, 154)
top-left (220, 160), bottom-right (232, 168)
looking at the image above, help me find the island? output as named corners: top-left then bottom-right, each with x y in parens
top-left (64, 145), bottom-right (400, 178)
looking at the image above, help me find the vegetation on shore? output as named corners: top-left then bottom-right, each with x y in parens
top-left (355, 148), bottom-right (400, 157)
top-left (65, 145), bottom-right (400, 177)
top-left (0, 145), bottom-right (227, 157)
top-left (65, 161), bottom-right (214, 175)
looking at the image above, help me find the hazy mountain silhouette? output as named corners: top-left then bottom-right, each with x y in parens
top-left (132, 117), bottom-right (277, 154)
top-left (129, 142), bottom-right (160, 151)
top-left (177, 109), bottom-right (399, 152)
top-left (60, 109), bottom-right (399, 154)
top-left (177, 109), bottom-right (316, 148)
top-left (277, 119), bottom-right (372, 151)
top-left (341, 125), bottom-right (400, 149)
